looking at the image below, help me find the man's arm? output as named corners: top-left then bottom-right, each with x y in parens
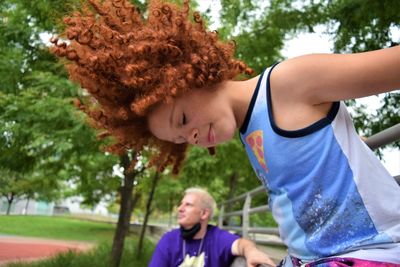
top-left (231, 238), bottom-right (276, 267)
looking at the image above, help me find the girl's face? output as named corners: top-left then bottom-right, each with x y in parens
top-left (147, 88), bottom-right (238, 148)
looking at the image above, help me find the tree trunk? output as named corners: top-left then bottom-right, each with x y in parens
top-left (137, 171), bottom-right (160, 258)
top-left (6, 192), bottom-right (15, 215)
top-left (110, 154), bottom-right (136, 267)
top-left (24, 197), bottom-right (30, 215)
top-left (131, 192), bottom-right (141, 217)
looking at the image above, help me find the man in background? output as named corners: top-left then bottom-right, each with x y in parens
top-left (148, 187), bottom-right (275, 267)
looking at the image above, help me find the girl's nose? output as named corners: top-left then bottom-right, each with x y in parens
top-left (187, 128), bottom-right (199, 145)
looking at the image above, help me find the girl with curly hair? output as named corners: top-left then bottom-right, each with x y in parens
top-left (51, 0), bottom-right (251, 174)
top-left (52, 0), bottom-right (400, 266)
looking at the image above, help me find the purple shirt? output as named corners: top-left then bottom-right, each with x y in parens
top-left (148, 225), bottom-right (239, 267)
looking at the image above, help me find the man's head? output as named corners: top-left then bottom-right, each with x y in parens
top-left (51, 0), bottom-right (251, 173)
top-left (178, 187), bottom-right (216, 229)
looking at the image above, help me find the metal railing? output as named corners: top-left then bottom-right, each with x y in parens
top-left (364, 123), bottom-right (400, 150)
top-left (218, 123), bottom-right (400, 246)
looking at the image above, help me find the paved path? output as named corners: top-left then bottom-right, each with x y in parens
top-left (258, 245), bottom-right (287, 264)
top-left (0, 235), bottom-right (93, 266)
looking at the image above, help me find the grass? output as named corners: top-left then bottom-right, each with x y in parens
top-left (0, 215), bottom-right (155, 267)
top-left (0, 215), bottom-right (115, 242)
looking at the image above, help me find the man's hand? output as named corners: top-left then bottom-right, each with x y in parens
top-left (232, 238), bottom-right (276, 267)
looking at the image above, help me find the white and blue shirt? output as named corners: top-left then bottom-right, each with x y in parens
top-left (239, 64), bottom-right (400, 262)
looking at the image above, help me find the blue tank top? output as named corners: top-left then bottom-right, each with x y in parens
top-left (239, 64), bottom-right (400, 261)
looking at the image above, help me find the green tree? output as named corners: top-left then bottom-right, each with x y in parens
top-left (152, 177), bottom-right (184, 225)
top-left (218, 0), bottom-right (285, 72)
top-left (109, 153), bottom-right (146, 267)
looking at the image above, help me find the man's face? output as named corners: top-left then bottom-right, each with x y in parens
top-left (177, 193), bottom-right (207, 229)
top-left (147, 87), bottom-right (238, 148)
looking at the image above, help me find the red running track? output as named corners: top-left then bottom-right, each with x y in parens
top-left (0, 236), bottom-right (93, 266)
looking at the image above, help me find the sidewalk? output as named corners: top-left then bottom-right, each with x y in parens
top-left (0, 235), bottom-right (93, 266)
top-left (252, 233), bottom-right (287, 263)
top-left (258, 245), bottom-right (287, 264)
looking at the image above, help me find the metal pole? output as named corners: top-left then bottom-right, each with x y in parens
top-left (365, 123), bottom-right (400, 150)
top-left (242, 194), bottom-right (251, 238)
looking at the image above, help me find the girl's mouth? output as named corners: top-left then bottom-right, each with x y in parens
top-left (208, 124), bottom-right (216, 145)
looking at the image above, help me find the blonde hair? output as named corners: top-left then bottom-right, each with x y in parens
top-left (185, 187), bottom-right (216, 219)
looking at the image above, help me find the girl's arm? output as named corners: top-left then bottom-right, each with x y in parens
top-left (272, 45), bottom-right (400, 106)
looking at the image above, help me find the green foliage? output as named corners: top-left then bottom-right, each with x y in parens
top-left (1, 89), bottom-right (81, 165)
top-left (0, 0), bottom-right (78, 95)
top-left (251, 0), bottom-right (400, 53)
top-left (250, 212), bottom-right (277, 228)
top-left (0, 0), bottom-right (122, 206)
top-left (0, 86), bottom-right (119, 203)
top-left (6, 0), bottom-right (83, 32)
top-left (326, 0), bottom-right (400, 52)
top-left (219, 0), bottom-right (284, 72)
top-left (152, 176), bottom-right (183, 214)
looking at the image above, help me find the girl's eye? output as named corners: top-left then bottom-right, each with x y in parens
top-left (182, 113), bottom-right (186, 125)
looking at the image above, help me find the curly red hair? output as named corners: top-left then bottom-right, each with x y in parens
top-left (51, 0), bottom-right (252, 174)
